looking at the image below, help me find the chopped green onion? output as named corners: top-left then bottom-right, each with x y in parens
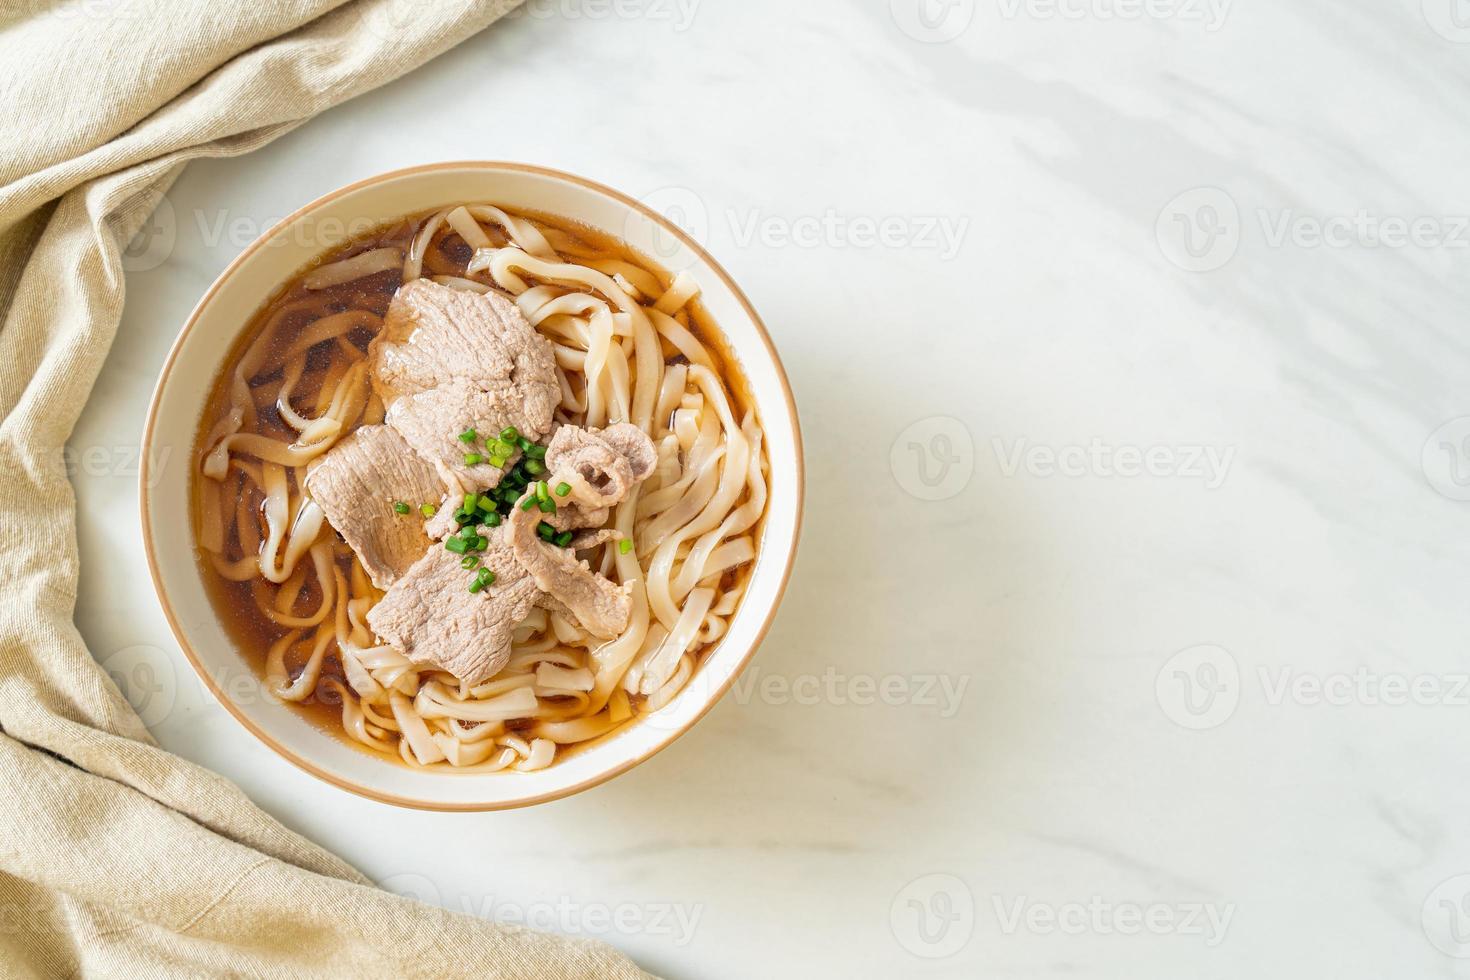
top-left (487, 455), bottom-right (507, 469)
top-left (523, 459), bottom-right (545, 476)
top-left (520, 496), bottom-right (536, 511)
top-left (490, 439), bottom-right (516, 458)
top-left (472, 537), bottom-right (488, 552)
top-left (483, 512), bottom-right (502, 528)
top-left (554, 530), bottom-right (573, 548)
top-left (420, 503), bottom-right (437, 518)
top-left (476, 567), bottom-right (496, 586)
top-left (463, 492), bottom-right (479, 510)
top-left (537, 498), bottom-right (556, 513)
top-left (619, 538), bottom-right (633, 555)
top-left (458, 524), bottom-right (478, 540)
top-left (516, 436), bottom-right (534, 452)
top-left (393, 501), bottom-right (410, 514)
top-left (446, 537), bottom-right (469, 555)
top-left (458, 428), bottom-right (478, 443)
top-left (464, 453), bottom-right (483, 466)
top-left (461, 556), bottom-right (479, 569)
top-left (525, 444), bottom-right (547, 460)
top-left (534, 481), bottom-right (549, 501)
top-left (468, 577), bottom-right (486, 594)
top-left (537, 521), bottom-right (556, 540)
top-left (499, 426), bottom-right (519, 442)
top-left (554, 481), bottom-right (571, 497)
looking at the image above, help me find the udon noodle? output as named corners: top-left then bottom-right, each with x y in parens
top-left (194, 204), bottom-right (766, 771)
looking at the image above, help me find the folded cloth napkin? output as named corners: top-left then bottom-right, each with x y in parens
top-left (0, 2), bottom-right (649, 976)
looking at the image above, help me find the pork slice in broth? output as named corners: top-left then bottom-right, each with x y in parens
top-left (507, 424), bottom-right (658, 638)
top-left (369, 279), bottom-right (559, 492)
top-left (303, 425), bottom-right (444, 589)
top-left (366, 530), bottom-right (539, 687)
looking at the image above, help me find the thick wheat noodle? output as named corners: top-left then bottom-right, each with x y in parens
top-left (196, 205), bottom-right (766, 771)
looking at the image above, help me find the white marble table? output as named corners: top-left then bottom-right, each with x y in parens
top-left (74, 1), bottom-right (1470, 975)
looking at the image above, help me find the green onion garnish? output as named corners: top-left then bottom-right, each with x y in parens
top-left (537, 521), bottom-right (555, 540)
top-left (554, 530), bottom-right (573, 548)
top-left (488, 455), bottom-right (507, 469)
top-left (554, 481), bottom-right (571, 497)
top-left (464, 453), bottom-right (483, 466)
top-left (537, 499), bottom-right (555, 513)
top-left (461, 556), bottom-right (479, 569)
top-left (458, 428), bottom-right (478, 443)
top-left (446, 537), bottom-right (469, 554)
top-left (476, 567), bottom-right (496, 586)
top-left (524, 459), bottom-right (545, 476)
top-left (420, 503), bottom-right (437, 518)
top-left (500, 426), bottom-right (519, 442)
top-left (520, 496), bottom-right (535, 511)
top-left (483, 512), bottom-right (502, 528)
top-left (393, 501), bottom-right (409, 514)
top-left (472, 536), bottom-right (488, 552)
top-left (619, 538), bottom-right (632, 555)
top-left (469, 577), bottom-right (486, 594)
top-left (525, 444), bottom-right (547, 460)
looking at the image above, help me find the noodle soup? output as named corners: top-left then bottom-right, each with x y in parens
top-left (193, 204), bottom-right (767, 773)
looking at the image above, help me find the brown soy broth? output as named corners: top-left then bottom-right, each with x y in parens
top-left (192, 205), bottom-right (765, 766)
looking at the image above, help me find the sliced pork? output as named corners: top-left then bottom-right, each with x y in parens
top-left (369, 279), bottom-right (559, 492)
top-left (365, 530), bottom-right (539, 686)
top-left (507, 424), bottom-right (658, 638)
top-left (303, 425), bottom-right (444, 589)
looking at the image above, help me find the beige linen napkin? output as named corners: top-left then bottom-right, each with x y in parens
top-left (0, 2), bottom-right (649, 976)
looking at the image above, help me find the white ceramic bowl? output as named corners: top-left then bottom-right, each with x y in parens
top-left (141, 162), bottom-right (803, 810)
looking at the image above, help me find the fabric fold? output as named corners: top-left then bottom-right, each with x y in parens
top-left (0, 2), bottom-right (650, 976)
